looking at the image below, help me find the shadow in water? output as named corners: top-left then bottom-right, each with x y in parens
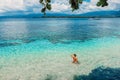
top-left (74, 66), bottom-right (120, 80)
top-left (21, 38), bottom-right (37, 44)
top-left (45, 75), bottom-right (57, 80)
top-left (0, 42), bottom-right (20, 47)
top-left (0, 38), bottom-right (37, 47)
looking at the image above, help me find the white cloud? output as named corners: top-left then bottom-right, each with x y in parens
top-left (51, 0), bottom-right (120, 14)
top-left (24, 0), bottom-right (39, 6)
top-left (0, 0), bottom-right (40, 13)
top-left (0, 0), bottom-right (120, 15)
top-left (52, 3), bottom-right (70, 12)
top-left (0, 0), bottom-right (25, 12)
top-left (51, 0), bottom-right (70, 12)
top-left (71, 0), bottom-right (120, 14)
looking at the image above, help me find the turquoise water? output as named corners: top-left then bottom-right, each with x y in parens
top-left (0, 18), bottom-right (120, 80)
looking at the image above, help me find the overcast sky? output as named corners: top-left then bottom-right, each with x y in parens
top-left (0, 0), bottom-right (120, 15)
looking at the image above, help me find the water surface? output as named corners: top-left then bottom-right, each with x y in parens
top-left (0, 18), bottom-right (120, 80)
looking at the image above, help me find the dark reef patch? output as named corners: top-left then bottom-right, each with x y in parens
top-left (0, 42), bottom-right (20, 47)
top-left (74, 66), bottom-right (120, 80)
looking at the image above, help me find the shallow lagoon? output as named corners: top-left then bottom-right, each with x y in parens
top-left (0, 18), bottom-right (120, 80)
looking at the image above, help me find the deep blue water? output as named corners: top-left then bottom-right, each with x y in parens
top-left (0, 18), bottom-right (120, 47)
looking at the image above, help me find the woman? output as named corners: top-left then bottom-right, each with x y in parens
top-left (71, 54), bottom-right (79, 64)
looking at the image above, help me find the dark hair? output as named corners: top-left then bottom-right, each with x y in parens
top-left (74, 54), bottom-right (77, 57)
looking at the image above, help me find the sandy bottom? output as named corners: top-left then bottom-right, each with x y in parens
top-left (0, 37), bottom-right (120, 80)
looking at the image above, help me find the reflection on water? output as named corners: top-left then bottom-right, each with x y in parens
top-left (0, 19), bottom-right (29, 47)
top-left (0, 20), bottom-right (28, 40)
top-left (0, 18), bottom-right (120, 47)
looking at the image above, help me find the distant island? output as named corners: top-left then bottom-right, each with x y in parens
top-left (40, 16), bottom-right (120, 18)
top-left (0, 10), bottom-right (120, 18)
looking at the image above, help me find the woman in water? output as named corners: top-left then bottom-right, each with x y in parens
top-left (71, 54), bottom-right (79, 64)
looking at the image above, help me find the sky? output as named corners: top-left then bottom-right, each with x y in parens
top-left (0, 0), bottom-right (120, 16)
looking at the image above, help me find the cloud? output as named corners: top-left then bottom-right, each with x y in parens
top-left (0, 0), bottom-right (120, 15)
top-left (51, 3), bottom-right (70, 12)
top-left (0, 0), bottom-right (40, 13)
top-left (51, 0), bottom-right (120, 14)
top-left (0, 0), bottom-right (25, 12)
top-left (70, 0), bottom-right (120, 14)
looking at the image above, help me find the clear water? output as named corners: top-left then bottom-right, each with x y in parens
top-left (0, 18), bottom-right (120, 80)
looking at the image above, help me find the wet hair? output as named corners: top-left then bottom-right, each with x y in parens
top-left (73, 54), bottom-right (77, 57)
